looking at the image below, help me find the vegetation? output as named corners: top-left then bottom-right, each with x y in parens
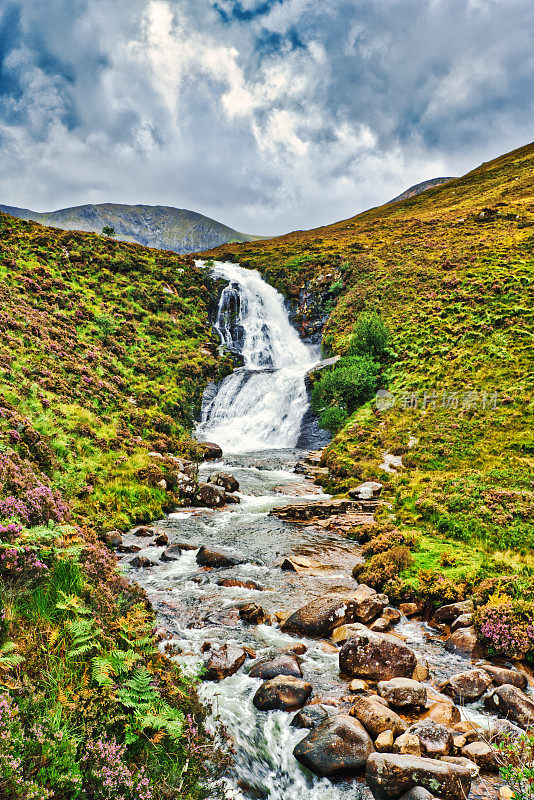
top-left (0, 212), bottom-right (226, 798)
top-left (208, 141), bottom-right (534, 658)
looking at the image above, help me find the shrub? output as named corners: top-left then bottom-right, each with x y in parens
top-left (352, 545), bottom-right (413, 590)
top-left (417, 568), bottom-right (467, 611)
top-left (475, 598), bottom-right (534, 661)
top-left (495, 729), bottom-right (534, 800)
top-left (361, 529), bottom-right (418, 557)
top-left (312, 354), bottom-right (379, 433)
top-left (318, 406), bottom-right (348, 434)
top-left (348, 311), bottom-right (390, 360)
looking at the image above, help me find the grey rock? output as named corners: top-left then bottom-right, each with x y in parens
top-left (293, 714), bottom-right (374, 778)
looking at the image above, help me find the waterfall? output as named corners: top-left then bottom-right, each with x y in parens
top-left (196, 261), bottom-right (319, 453)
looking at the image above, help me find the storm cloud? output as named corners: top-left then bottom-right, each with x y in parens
top-left (0, 0), bottom-right (532, 234)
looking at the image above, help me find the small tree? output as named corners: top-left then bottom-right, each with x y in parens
top-left (101, 226), bottom-right (116, 237)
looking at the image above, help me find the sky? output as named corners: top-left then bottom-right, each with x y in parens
top-left (0, 0), bottom-right (533, 235)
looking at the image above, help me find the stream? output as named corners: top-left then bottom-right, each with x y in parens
top-left (122, 262), bottom-right (512, 800)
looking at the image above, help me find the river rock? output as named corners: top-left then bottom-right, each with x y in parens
top-left (290, 705), bottom-right (332, 730)
top-left (198, 483), bottom-right (227, 507)
top-left (350, 585), bottom-right (390, 624)
top-left (203, 644), bottom-right (247, 681)
top-left (160, 545), bottom-right (183, 562)
top-left (280, 555), bottom-right (326, 573)
top-left (281, 594), bottom-right (354, 637)
top-left (444, 627), bottom-right (479, 657)
top-left (382, 607), bottom-right (402, 625)
top-left (441, 668), bottom-right (492, 703)
top-left (154, 533), bottom-right (169, 546)
top-left (339, 628), bottom-right (417, 681)
top-left (371, 617), bottom-right (392, 633)
top-left (420, 690), bottom-right (461, 726)
top-left (441, 756), bottom-right (479, 779)
top-left (293, 714), bottom-right (374, 778)
top-left (249, 652), bottom-right (303, 680)
top-left (348, 482), bottom-right (383, 500)
top-left (484, 684), bottom-right (534, 729)
top-left (412, 657), bottom-right (430, 682)
top-left (378, 678), bottom-right (427, 708)
top-left (399, 603), bottom-right (420, 617)
top-left (224, 492), bottom-right (241, 504)
top-left (129, 555), bottom-right (156, 568)
top-left (480, 663), bottom-right (528, 690)
top-left (365, 753), bottom-right (472, 800)
top-left (101, 530), bottom-right (123, 548)
top-left (450, 613), bottom-right (473, 632)
top-left (397, 790), bottom-right (436, 800)
top-left (409, 720), bottom-right (452, 758)
top-left (207, 471), bottom-right (240, 493)
top-left (196, 545), bottom-right (246, 568)
top-left (393, 733), bottom-right (421, 756)
top-left (239, 602), bottom-right (265, 624)
top-left (217, 577), bottom-right (264, 591)
top-left (199, 442), bottom-right (223, 460)
top-left (433, 600), bottom-right (474, 625)
top-left (133, 526), bottom-right (154, 537)
top-left (350, 695), bottom-right (407, 738)
top-left (461, 742), bottom-right (499, 772)
top-left (349, 679), bottom-right (369, 692)
top-left (253, 676), bottom-right (312, 712)
top-left (376, 730), bottom-right (395, 751)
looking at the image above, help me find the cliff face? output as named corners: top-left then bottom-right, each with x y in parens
top-left (0, 202), bottom-right (265, 254)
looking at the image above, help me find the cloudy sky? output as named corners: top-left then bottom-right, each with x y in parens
top-left (0, 0), bottom-right (533, 234)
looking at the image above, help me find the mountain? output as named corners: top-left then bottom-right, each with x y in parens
top-left (0, 202), bottom-right (265, 254)
top-left (388, 176), bottom-right (457, 203)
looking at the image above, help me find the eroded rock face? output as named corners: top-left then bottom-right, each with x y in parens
top-left (350, 695), bottom-right (407, 738)
top-left (378, 678), bottom-right (427, 708)
top-left (249, 652), bottom-right (303, 680)
top-left (207, 472), bottom-right (240, 493)
top-left (196, 545), bottom-right (246, 568)
top-left (441, 668), bottom-right (492, 703)
top-left (481, 664), bottom-right (528, 690)
top-left (203, 644), bottom-right (247, 681)
top-left (339, 628), bottom-right (417, 681)
top-left (484, 684), bottom-right (534, 729)
top-left (293, 714), bottom-right (374, 778)
top-left (365, 753), bottom-right (472, 800)
top-left (253, 676), bottom-right (312, 712)
top-left (409, 720), bottom-right (453, 758)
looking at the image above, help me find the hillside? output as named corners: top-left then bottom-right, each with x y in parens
top-left (0, 212), bottom-right (226, 799)
top-left (388, 176), bottom-right (456, 203)
top-left (207, 141), bottom-right (534, 608)
top-left (0, 202), bottom-right (264, 254)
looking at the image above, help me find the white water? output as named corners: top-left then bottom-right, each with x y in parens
top-left (196, 262), bottom-right (319, 453)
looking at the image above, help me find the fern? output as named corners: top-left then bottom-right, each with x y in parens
top-left (117, 666), bottom-right (159, 709)
top-left (65, 617), bottom-right (101, 659)
top-left (55, 592), bottom-right (91, 617)
top-left (0, 642), bottom-right (24, 670)
top-left (91, 649), bottom-right (141, 687)
top-left (117, 623), bottom-right (157, 655)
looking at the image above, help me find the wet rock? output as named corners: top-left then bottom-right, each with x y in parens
top-left (441, 756), bottom-right (479, 779)
top-left (412, 658), bottom-right (430, 682)
top-left (365, 753), bottom-right (472, 800)
top-left (376, 730), bottom-right (395, 752)
top-left (349, 679), bottom-right (369, 693)
top-left (339, 627), bottom-right (417, 681)
top-left (196, 545), bottom-right (246, 568)
top-left (293, 714), bottom-right (374, 778)
top-left (290, 705), bottom-right (332, 730)
top-left (393, 733), bottom-right (421, 756)
top-left (281, 594), bottom-right (354, 637)
top-left (409, 720), bottom-right (453, 758)
top-left (280, 555), bottom-right (326, 573)
top-left (271, 498), bottom-right (362, 521)
top-left (133, 526), bottom-right (154, 537)
top-left (348, 482), bottom-right (383, 500)
top-left (382, 607), bottom-right (402, 625)
top-left (203, 644), bottom-right (247, 681)
top-left (129, 555), bottom-right (156, 568)
top-left (420, 696), bottom-right (460, 727)
top-left (480, 663), bottom-right (528, 690)
top-left (154, 533), bottom-right (169, 546)
top-left (224, 492), bottom-right (241, 504)
top-left (441, 668), bottom-right (492, 703)
top-left (450, 613), bottom-right (473, 632)
top-left (349, 695), bottom-right (407, 738)
top-left (217, 578), bottom-right (264, 591)
top-left (451, 721), bottom-right (482, 744)
top-left (207, 471), bottom-right (240, 492)
top-left (198, 483), bottom-right (227, 507)
top-left (253, 676), bottom-right (312, 712)
top-left (332, 623), bottom-right (366, 644)
top-left (397, 790), bottom-right (436, 800)
top-left (118, 544), bottom-right (141, 553)
top-left (174, 541), bottom-right (198, 551)
top-left (350, 585), bottom-right (389, 624)
top-left (371, 617), bottom-right (391, 633)
top-left (199, 441), bottom-right (223, 460)
top-left (100, 530), bottom-right (123, 548)
top-left (239, 603), bottom-right (265, 624)
top-left (433, 600), bottom-right (474, 625)
top-left (160, 545), bottom-right (183, 562)
top-left (378, 678), bottom-right (427, 708)
top-left (461, 742), bottom-right (499, 772)
top-left (484, 684), bottom-right (534, 729)
top-left (249, 652), bottom-right (303, 680)
top-left (399, 603), bottom-right (420, 617)
top-left (444, 627), bottom-right (479, 657)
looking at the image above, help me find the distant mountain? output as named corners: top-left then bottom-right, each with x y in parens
top-left (388, 177), bottom-right (457, 204)
top-left (0, 202), bottom-right (265, 254)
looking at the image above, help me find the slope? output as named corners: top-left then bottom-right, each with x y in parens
top-left (388, 176), bottom-right (457, 203)
top-left (0, 202), bottom-right (265, 254)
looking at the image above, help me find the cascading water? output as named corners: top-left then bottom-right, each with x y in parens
top-left (197, 262), bottom-right (319, 453)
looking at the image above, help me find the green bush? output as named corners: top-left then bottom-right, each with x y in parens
top-left (312, 354), bottom-right (379, 431)
top-left (352, 545), bottom-right (414, 591)
top-left (349, 311), bottom-right (390, 360)
top-left (318, 406), bottom-right (348, 434)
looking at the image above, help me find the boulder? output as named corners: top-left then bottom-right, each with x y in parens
top-left (239, 603), bottom-right (265, 624)
top-left (339, 628), bottom-right (417, 681)
top-left (129, 555), bottom-right (156, 568)
top-left (349, 585), bottom-right (389, 624)
top-left (154, 533), bottom-right (169, 546)
top-left (217, 578), bottom-right (264, 591)
top-left (433, 600), bottom-right (474, 625)
top-left (412, 658), bottom-right (430, 682)
top-left (199, 442), bottom-right (223, 460)
top-left (441, 756), bottom-right (479, 779)
top-left (249, 652), bottom-right (303, 680)
top-left (293, 714), bottom-right (374, 778)
top-left (393, 733), bottom-right (421, 756)
top-left (420, 690), bottom-right (460, 727)
top-left (224, 492), bottom-right (241, 504)
top-left (348, 482), bottom-right (383, 500)
top-left (409, 720), bottom-right (453, 758)
top-left (399, 603), bottom-right (419, 617)
top-left (461, 742), bottom-right (499, 772)
top-left (382, 607), bottom-right (402, 625)
top-left (203, 644), bottom-right (247, 681)
top-left (332, 623), bottom-right (366, 645)
top-left (365, 753), bottom-right (472, 800)
top-left (378, 678), bottom-right (427, 708)
top-left (397, 790), bottom-right (436, 800)
top-left (481, 664), bottom-right (528, 690)
top-left (444, 627), bottom-right (479, 657)
top-left (281, 594), bottom-right (353, 638)
top-left (441, 668), bottom-right (492, 703)
top-left (280, 555), bottom-right (326, 573)
top-left (371, 618), bottom-right (392, 633)
top-left (101, 530), bottom-right (123, 548)
top-left (290, 705), bottom-right (332, 730)
top-left (450, 613), bottom-right (473, 632)
top-left (484, 684), bottom-right (534, 729)
top-left (350, 695), bottom-right (407, 738)
top-left (160, 545), bottom-right (183, 562)
top-left (253, 676), bottom-right (312, 712)
top-left (133, 526), bottom-right (154, 537)
top-left (207, 471), bottom-right (239, 493)
top-left (487, 719), bottom-right (524, 743)
top-left (196, 545), bottom-right (246, 568)
top-left (198, 483), bottom-right (227, 507)
top-left (376, 730), bottom-right (395, 752)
